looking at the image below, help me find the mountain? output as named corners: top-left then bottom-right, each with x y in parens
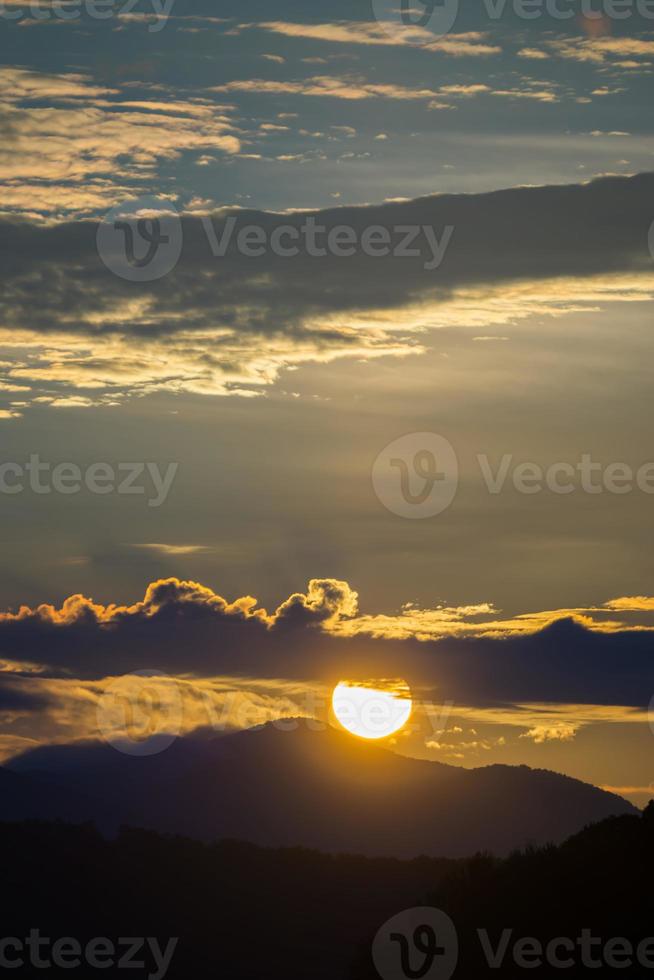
top-left (0, 765), bottom-right (94, 822)
top-left (4, 721), bottom-right (637, 857)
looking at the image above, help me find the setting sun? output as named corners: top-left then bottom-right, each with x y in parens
top-left (331, 680), bottom-right (413, 740)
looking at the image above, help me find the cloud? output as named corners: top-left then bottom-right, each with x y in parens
top-left (0, 670), bottom-right (331, 763)
top-left (0, 67), bottom-right (115, 101)
top-left (605, 596), bottom-right (654, 612)
top-left (130, 544), bottom-right (214, 556)
top-left (240, 22), bottom-right (502, 57)
top-left (0, 172), bottom-right (652, 409)
top-left (331, 595), bottom-right (654, 641)
top-left (547, 36), bottom-right (654, 64)
top-left (0, 578), bottom-right (652, 713)
top-left (520, 723), bottom-right (579, 743)
top-left (491, 87), bottom-right (559, 103)
top-left (0, 579), bottom-right (652, 763)
top-left (212, 75), bottom-right (448, 101)
top-left (0, 68), bottom-right (241, 217)
top-left (439, 84), bottom-right (492, 97)
top-left (211, 75), bottom-right (554, 106)
top-left (518, 48), bottom-right (551, 60)
top-left (0, 577), bottom-right (357, 634)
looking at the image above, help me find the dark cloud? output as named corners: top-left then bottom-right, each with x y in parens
top-left (0, 172), bottom-right (650, 406)
top-left (0, 172), bottom-right (651, 340)
top-left (0, 578), bottom-right (651, 708)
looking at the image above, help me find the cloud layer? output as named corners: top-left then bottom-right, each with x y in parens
top-left (0, 172), bottom-right (652, 412)
top-left (0, 576), bottom-right (652, 708)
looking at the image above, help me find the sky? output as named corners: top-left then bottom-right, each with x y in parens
top-left (0, 0), bottom-right (653, 805)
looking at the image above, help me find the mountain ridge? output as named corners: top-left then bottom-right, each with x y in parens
top-left (3, 720), bottom-right (637, 858)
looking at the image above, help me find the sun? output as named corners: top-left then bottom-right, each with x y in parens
top-left (331, 679), bottom-right (412, 740)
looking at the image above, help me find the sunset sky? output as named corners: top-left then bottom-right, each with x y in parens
top-left (0, 0), bottom-right (653, 805)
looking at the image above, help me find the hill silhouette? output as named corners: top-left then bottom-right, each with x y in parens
top-left (0, 805), bottom-right (652, 978)
top-left (353, 802), bottom-right (654, 977)
top-left (3, 721), bottom-right (636, 857)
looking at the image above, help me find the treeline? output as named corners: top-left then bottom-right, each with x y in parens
top-left (1, 805), bottom-right (652, 978)
top-left (353, 803), bottom-right (654, 977)
top-left (0, 820), bottom-right (453, 979)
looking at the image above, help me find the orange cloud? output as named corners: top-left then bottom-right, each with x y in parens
top-left (0, 576), bottom-right (359, 631)
top-left (3, 577), bottom-right (654, 643)
top-left (240, 21), bottom-right (501, 57)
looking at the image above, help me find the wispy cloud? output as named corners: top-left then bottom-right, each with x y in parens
top-left (547, 35), bottom-right (654, 64)
top-left (240, 21), bottom-right (502, 57)
top-left (212, 75), bottom-right (446, 101)
top-left (130, 543), bottom-right (214, 556)
top-left (0, 68), bottom-right (240, 217)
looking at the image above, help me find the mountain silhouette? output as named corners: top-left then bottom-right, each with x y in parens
top-left (4, 721), bottom-right (637, 857)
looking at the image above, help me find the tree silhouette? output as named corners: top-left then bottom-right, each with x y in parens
top-left (1, 805), bottom-right (652, 978)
